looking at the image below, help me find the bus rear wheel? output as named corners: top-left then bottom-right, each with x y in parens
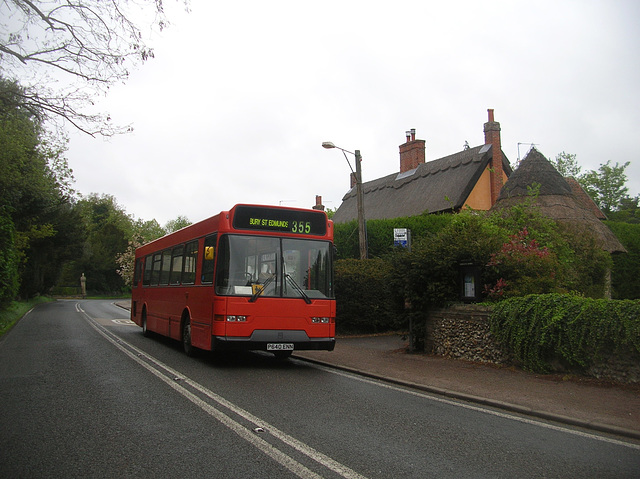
top-left (182, 317), bottom-right (195, 357)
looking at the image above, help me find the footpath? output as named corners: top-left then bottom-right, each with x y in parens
top-left (294, 335), bottom-right (640, 441)
top-left (114, 301), bottom-right (638, 440)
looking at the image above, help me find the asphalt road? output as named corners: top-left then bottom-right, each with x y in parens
top-left (1, 299), bottom-right (638, 478)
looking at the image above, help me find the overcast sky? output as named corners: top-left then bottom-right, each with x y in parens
top-left (65, 0), bottom-right (640, 226)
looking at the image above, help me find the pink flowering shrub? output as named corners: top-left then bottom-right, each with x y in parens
top-left (485, 228), bottom-right (561, 299)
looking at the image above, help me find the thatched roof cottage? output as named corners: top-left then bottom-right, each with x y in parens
top-left (332, 110), bottom-right (512, 223)
top-left (491, 147), bottom-right (626, 254)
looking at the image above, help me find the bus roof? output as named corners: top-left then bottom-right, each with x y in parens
top-left (135, 204), bottom-right (331, 256)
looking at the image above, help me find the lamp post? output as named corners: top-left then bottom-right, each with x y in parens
top-left (322, 141), bottom-right (367, 259)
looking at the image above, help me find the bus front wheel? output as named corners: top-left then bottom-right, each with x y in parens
top-left (182, 316), bottom-right (195, 357)
top-left (142, 310), bottom-right (151, 338)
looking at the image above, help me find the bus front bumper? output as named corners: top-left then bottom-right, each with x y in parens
top-left (213, 330), bottom-right (335, 352)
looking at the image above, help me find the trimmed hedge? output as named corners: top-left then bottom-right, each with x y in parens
top-left (606, 221), bottom-right (640, 299)
top-left (334, 258), bottom-right (402, 334)
top-left (334, 213), bottom-right (453, 259)
top-left (489, 294), bottom-right (640, 373)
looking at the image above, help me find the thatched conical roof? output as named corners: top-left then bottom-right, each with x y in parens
top-left (492, 148), bottom-right (626, 253)
top-left (499, 148), bottom-right (572, 198)
top-left (565, 177), bottom-right (607, 220)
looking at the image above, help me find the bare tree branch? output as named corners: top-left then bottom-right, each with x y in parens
top-left (0, 0), bottom-right (189, 137)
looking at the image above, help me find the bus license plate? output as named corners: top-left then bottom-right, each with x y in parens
top-left (267, 343), bottom-right (294, 351)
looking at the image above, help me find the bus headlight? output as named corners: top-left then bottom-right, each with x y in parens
top-left (226, 315), bottom-right (247, 322)
top-left (312, 317), bottom-right (330, 323)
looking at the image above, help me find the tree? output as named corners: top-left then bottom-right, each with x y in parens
top-left (164, 215), bottom-right (191, 233)
top-left (19, 201), bottom-right (85, 297)
top-left (0, 77), bottom-right (83, 298)
top-left (73, 194), bottom-right (133, 293)
top-left (552, 151), bottom-right (636, 219)
top-left (579, 161), bottom-right (630, 215)
top-left (607, 195), bottom-right (640, 224)
top-left (132, 218), bottom-right (165, 243)
top-left (552, 151), bottom-right (582, 178)
top-left (0, 0), bottom-right (188, 137)
top-left (0, 207), bottom-right (18, 305)
top-left (115, 217), bottom-right (181, 288)
top-left (325, 208), bottom-right (336, 220)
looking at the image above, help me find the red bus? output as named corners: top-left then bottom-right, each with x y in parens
top-left (130, 204), bottom-right (335, 358)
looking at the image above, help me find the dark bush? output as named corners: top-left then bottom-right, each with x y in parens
top-left (402, 210), bottom-right (506, 309)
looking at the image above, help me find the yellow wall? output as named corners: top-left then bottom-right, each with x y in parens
top-left (463, 167), bottom-right (509, 211)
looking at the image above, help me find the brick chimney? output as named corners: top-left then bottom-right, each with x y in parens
top-left (312, 195), bottom-right (325, 211)
top-left (399, 128), bottom-right (426, 173)
top-left (483, 109), bottom-right (504, 206)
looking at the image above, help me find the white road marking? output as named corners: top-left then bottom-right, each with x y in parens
top-left (111, 319), bottom-right (136, 325)
top-left (76, 303), bottom-right (368, 479)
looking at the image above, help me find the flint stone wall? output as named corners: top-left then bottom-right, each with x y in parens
top-left (424, 304), bottom-right (640, 384)
top-left (424, 305), bottom-right (510, 365)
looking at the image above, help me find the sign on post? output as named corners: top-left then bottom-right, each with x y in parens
top-left (393, 228), bottom-right (411, 250)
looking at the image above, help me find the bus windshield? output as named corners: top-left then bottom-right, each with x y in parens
top-left (215, 234), bottom-right (333, 300)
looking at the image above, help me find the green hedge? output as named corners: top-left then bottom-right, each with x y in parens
top-left (606, 222), bottom-right (640, 299)
top-left (334, 258), bottom-right (402, 334)
top-left (332, 210), bottom-right (637, 338)
top-left (334, 213), bottom-right (453, 259)
top-left (489, 294), bottom-right (640, 373)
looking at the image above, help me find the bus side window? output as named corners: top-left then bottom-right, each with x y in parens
top-left (159, 249), bottom-right (172, 285)
top-left (143, 255), bottom-right (152, 286)
top-left (182, 241), bottom-right (198, 284)
top-left (215, 235), bottom-right (230, 294)
top-left (169, 245), bottom-right (184, 285)
top-left (201, 234), bottom-right (217, 284)
top-left (134, 258), bottom-right (143, 286)
top-left (151, 253), bottom-right (162, 286)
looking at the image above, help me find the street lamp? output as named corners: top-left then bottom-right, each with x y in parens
top-left (322, 141), bottom-right (367, 259)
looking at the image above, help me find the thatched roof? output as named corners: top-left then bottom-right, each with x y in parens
top-left (565, 177), bottom-right (607, 220)
top-left (332, 144), bottom-right (511, 223)
top-left (492, 148), bottom-right (626, 253)
top-left (498, 147), bottom-right (572, 198)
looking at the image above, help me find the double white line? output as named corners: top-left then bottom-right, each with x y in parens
top-left (77, 303), bottom-right (368, 479)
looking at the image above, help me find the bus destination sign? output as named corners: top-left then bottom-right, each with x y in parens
top-left (233, 205), bottom-right (327, 236)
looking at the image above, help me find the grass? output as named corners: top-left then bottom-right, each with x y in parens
top-left (0, 297), bottom-right (55, 337)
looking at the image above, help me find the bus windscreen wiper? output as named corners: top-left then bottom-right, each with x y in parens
top-left (285, 274), bottom-right (312, 304)
top-left (249, 275), bottom-right (275, 303)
